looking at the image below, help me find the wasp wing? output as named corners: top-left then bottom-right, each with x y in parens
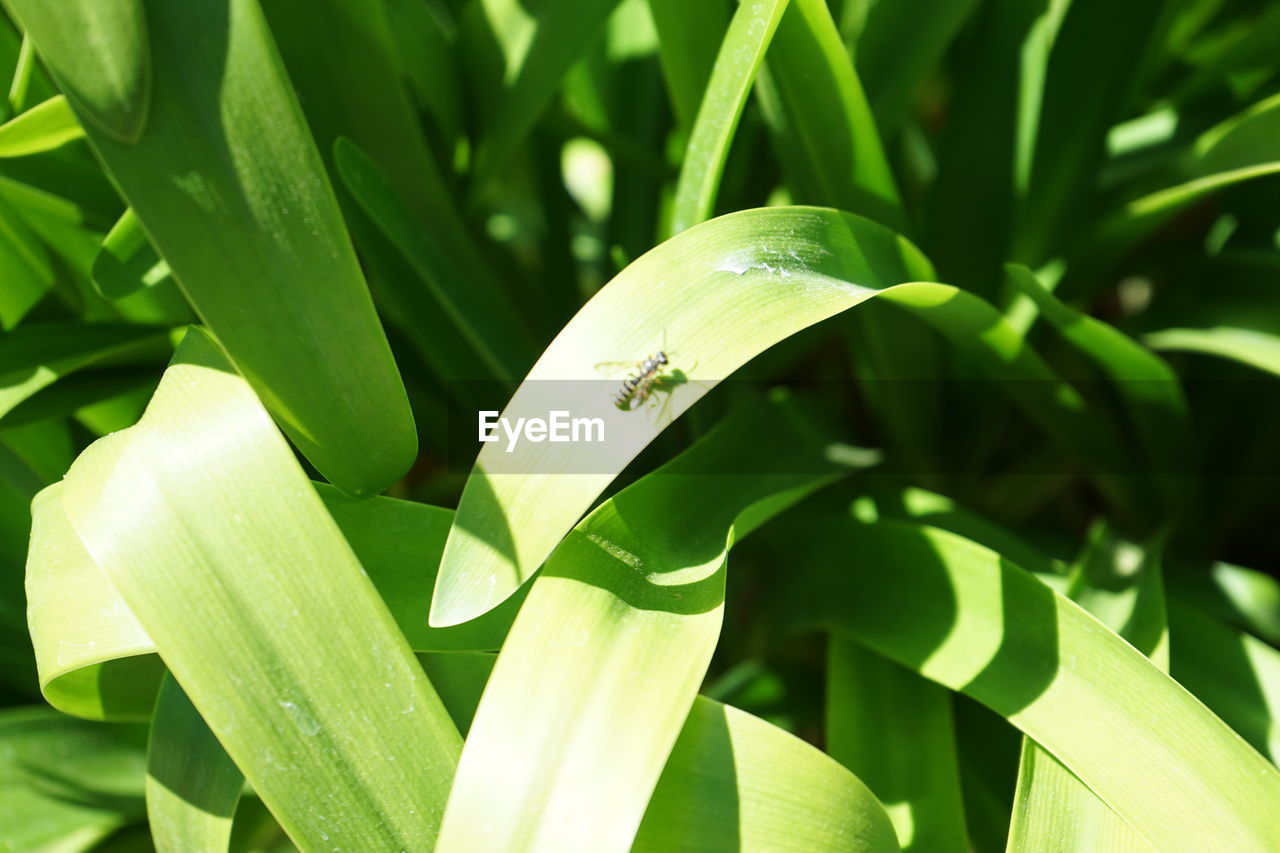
top-left (594, 361), bottom-right (637, 377)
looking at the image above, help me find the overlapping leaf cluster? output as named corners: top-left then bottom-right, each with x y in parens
top-left (2, 0), bottom-right (1279, 851)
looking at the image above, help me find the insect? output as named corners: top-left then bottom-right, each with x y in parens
top-left (597, 351), bottom-right (670, 410)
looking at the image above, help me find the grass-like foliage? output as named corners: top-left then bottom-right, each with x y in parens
top-left (1, 0), bottom-right (1279, 850)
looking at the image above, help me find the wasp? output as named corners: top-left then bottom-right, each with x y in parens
top-left (597, 351), bottom-right (670, 410)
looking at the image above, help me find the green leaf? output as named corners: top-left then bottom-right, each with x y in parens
top-left (1145, 326), bottom-right (1280, 378)
top-left (384, 0), bottom-right (463, 145)
top-left (923, 0), bottom-right (1058, 297)
top-left (668, 0), bottom-right (789, 236)
top-left (852, 0), bottom-right (980, 136)
top-left (261, 0), bottom-right (517, 389)
top-left (1004, 263), bottom-right (1194, 519)
top-left (0, 190), bottom-right (54, 330)
top-left (90, 208), bottom-right (171, 300)
top-left (1091, 93), bottom-right (1280, 261)
top-left (0, 707), bottom-right (147, 853)
top-left (27, 481), bottom-right (518, 723)
top-left (1012, 0), bottom-right (1167, 263)
top-left (851, 486), bottom-right (1067, 578)
top-left (27, 386), bottom-right (895, 852)
top-left (423, 636), bottom-right (901, 853)
top-left (1006, 524), bottom-right (1167, 851)
top-left (793, 515), bottom-right (1280, 850)
top-left (751, 0), bottom-right (931, 509)
top-left (1169, 599), bottom-right (1280, 765)
top-left (1180, 561), bottom-right (1280, 646)
top-left (0, 96), bottom-right (83, 157)
top-left (334, 136), bottom-right (533, 380)
top-left (433, 206), bottom-right (1138, 626)
top-left (422, 650), bottom-right (903, 853)
top-left (7, 33), bottom-right (37, 115)
top-left (1, 323), bottom-right (169, 423)
top-left (1007, 742), bottom-right (1156, 852)
top-left (826, 637), bottom-right (968, 852)
top-left (430, 206), bottom-right (930, 625)
top-left (635, 697), bottom-right (901, 852)
top-left (260, 0), bottom-right (457, 229)
top-left (4, 0), bottom-right (150, 142)
top-left (46, 327), bottom-right (460, 850)
top-left (648, 0), bottom-right (731, 130)
top-left (21, 0), bottom-right (417, 495)
top-left (146, 676), bottom-right (241, 853)
top-left (756, 0), bottom-right (905, 231)
top-left (436, 392), bottom-right (846, 852)
top-left (471, 0), bottom-right (625, 192)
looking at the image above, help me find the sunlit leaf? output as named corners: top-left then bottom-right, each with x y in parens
top-left (42, 328), bottom-right (460, 849)
top-left (0, 96), bottom-right (82, 158)
top-left (11, 0), bottom-right (418, 495)
top-left (791, 514), bottom-right (1280, 850)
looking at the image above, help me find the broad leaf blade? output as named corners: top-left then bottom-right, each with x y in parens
top-left (636, 698), bottom-right (901, 852)
top-left (0, 708), bottom-right (147, 853)
top-left (826, 637), bottom-right (968, 852)
top-left (793, 515), bottom-right (1280, 850)
top-left (431, 206), bottom-right (933, 626)
top-left (434, 206), bottom-right (1139, 626)
top-left (51, 328), bottom-right (460, 850)
top-left (436, 393), bottom-right (845, 852)
top-left (13, 0), bottom-right (418, 495)
top-left (146, 676), bottom-right (241, 853)
top-left (4, 0), bottom-right (150, 142)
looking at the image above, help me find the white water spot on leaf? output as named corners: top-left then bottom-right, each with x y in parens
top-left (585, 533), bottom-right (643, 569)
top-left (713, 244), bottom-right (818, 278)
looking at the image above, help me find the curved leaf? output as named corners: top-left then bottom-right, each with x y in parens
top-left (1145, 326), bottom-right (1280, 378)
top-left (27, 483), bottom-right (518, 722)
top-left (636, 697), bottom-right (901, 852)
top-left (428, 654), bottom-right (902, 853)
top-left (46, 328), bottom-right (460, 850)
top-left (436, 392), bottom-right (847, 852)
top-left (791, 515), bottom-right (1280, 850)
top-left (1007, 524), bottom-right (1168, 851)
top-left (433, 206), bottom-right (1133, 626)
top-left (431, 206), bottom-right (930, 625)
